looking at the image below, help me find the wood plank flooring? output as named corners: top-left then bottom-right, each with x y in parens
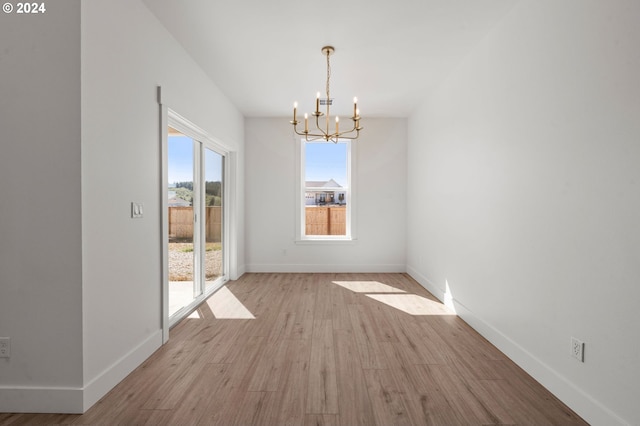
top-left (0, 273), bottom-right (587, 425)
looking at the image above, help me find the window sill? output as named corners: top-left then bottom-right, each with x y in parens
top-left (295, 237), bottom-right (357, 245)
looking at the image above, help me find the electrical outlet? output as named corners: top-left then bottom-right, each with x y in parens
top-left (0, 337), bottom-right (10, 358)
top-left (571, 337), bottom-right (584, 362)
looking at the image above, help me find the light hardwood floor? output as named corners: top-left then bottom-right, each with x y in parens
top-left (0, 273), bottom-right (587, 425)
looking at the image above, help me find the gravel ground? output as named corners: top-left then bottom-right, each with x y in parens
top-left (168, 243), bottom-right (222, 281)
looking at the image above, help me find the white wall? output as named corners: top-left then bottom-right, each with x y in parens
top-left (0, 0), bottom-right (83, 411)
top-left (81, 0), bottom-right (244, 411)
top-left (0, 0), bottom-right (244, 413)
top-left (245, 118), bottom-right (406, 272)
top-left (407, 1), bottom-right (640, 425)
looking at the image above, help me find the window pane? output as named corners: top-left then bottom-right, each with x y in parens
top-left (167, 129), bottom-right (197, 316)
top-left (305, 142), bottom-right (347, 186)
top-left (304, 142), bottom-right (348, 236)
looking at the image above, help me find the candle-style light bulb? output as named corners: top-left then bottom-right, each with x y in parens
top-left (316, 92), bottom-right (320, 114)
top-left (293, 102), bottom-right (298, 122)
top-left (353, 97), bottom-right (358, 118)
top-left (335, 115), bottom-right (339, 133)
top-left (304, 113), bottom-right (308, 133)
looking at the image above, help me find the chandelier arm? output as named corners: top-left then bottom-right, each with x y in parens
top-left (294, 114), bottom-right (362, 141)
top-left (335, 128), bottom-right (360, 140)
top-left (335, 121), bottom-right (360, 137)
top-left (314, 113), bottom-right (322, 137)
top-left (335, 132), bottom-right (358, 140)
top-left (293, 127), bottom-right (309, 138)
top-left (337, 133), bottom-right (360, 141)
top-left (314, 113), bottom-right (330, 141)
top-left (344, 121), bottom-right (358, 134)
top-left (304, 134), bottom-right (330, 142)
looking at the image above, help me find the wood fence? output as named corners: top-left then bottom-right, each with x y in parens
top-left (305, 206), bottom-right (346, 235)
top-left (169, 206), bottom-right (344, 239)
top-left (168, 207), bottom-right (221, 241)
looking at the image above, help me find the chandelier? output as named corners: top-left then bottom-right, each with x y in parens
top-left (291, 46), bottom-right (362, 143)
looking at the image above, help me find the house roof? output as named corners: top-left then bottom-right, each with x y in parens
top-left (305, 179), bottom-right (342, 188)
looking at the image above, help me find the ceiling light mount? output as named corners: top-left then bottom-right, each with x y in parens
top-left (321, 45), bottom-right (335, 57)
top-left (291, 46), bottom-right (362, 143)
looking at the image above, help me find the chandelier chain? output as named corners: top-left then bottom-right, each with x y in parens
top-left (326, 50), bottom-right (331, 100)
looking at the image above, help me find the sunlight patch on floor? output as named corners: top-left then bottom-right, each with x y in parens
top-left (206, 286), bottom-right (255, 319)
top-left (332, 281), bottom-right (406, 293)
top-left (169, 280), bottom-right (195, 316)
top-left (365, 294), bottom-right (455, 316)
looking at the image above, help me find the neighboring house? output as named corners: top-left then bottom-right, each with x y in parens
top-left (305, 179), bottom-right (346, 206)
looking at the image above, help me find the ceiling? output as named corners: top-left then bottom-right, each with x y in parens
top-left (143, 0), bottom-right (518, 118)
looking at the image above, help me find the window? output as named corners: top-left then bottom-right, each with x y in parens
top-left (297, 140), bottom-right (355, 241)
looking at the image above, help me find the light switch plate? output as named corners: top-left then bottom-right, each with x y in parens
top-left (131, 202), bottom-right (144, 218)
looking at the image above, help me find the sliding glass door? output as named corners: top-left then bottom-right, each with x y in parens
top-left (166, 122), bottom-right (226, 322)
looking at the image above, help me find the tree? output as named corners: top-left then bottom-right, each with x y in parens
top-left (175, 181), bottom-right (193, 191)
top-left (205, 181), bottom-right (221, 197)
top-left (174, 187), bottom-right (193, 204)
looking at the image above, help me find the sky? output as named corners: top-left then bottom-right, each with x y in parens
top-left (305, 142), bottom-right (347, 186)
top-left (168, 135), bottom-right (223, 184)
top-left (169, 135), bottom-right (347, 187)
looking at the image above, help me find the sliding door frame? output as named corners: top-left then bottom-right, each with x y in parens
top-left (160, 104), bottom-right (231, 342)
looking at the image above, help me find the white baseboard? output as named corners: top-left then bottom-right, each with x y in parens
top-left (0, 330), bottom-right (162, 414)
top-left (83, 329), bottom-right (162, 411)
top-left (245, 263), bottom-right (406, 273)
top-left (406, 265), bottom-right (446, 300)
top-left (406, 265), bottom-right (628, 426)
top-left (233, 264), bottom-right (247, 280)
top-left (0, 386), bottom-right (83, 414)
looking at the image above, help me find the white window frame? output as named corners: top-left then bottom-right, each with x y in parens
top-left (295, 139), bottom-right (357, 243)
